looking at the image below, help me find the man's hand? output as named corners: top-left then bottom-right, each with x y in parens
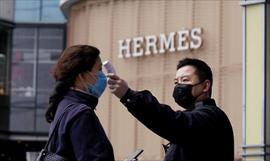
top-left (107, 73), bottom-right (129, 99)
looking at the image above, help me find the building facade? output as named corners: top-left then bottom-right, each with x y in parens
top-left (0, 0), bottom-right (269, 160)
top-left (0, 0), bottom-right (66, 160)
top-left (61, 0), bottom-right (249, 160)
top-left (10, 0), bottom-right (66, 134)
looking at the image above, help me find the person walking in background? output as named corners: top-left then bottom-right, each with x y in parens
top-left (107, 58), bottom-right (234, 161)
top-left (45, 45), bottom-right (115, 161)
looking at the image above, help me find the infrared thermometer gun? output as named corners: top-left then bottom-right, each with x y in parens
top-left (124, 149), bottom-right (144, 161)
top-left (103, 60), bottom-right (116, 74)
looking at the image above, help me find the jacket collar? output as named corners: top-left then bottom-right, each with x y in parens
top-left (64, 89), bottom-right (98, 110)
top-left (194, 98), bottom-right (216, 109)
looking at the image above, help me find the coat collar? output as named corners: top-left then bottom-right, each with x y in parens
top-left (64, 89), bottom-right (98, 110)
top-left (194, 98), bottom-right (216, 109)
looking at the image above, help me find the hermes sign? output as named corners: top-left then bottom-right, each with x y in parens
top-left (118, 28), bottom-right (203, 58)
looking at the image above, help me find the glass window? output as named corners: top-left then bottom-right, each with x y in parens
top-left (41, 0), bottom-right (66, 22)
top-left (15, 0), bottom-right (66, 23)
top-left (10, 108), bottom-right (35, 132)
top-left (11, 27), bottom-right (64, 132)
top-left (11, 27), bottom-right (36, 109)
top-left (36, 28), bottom-right (63, 131)
top-left (15, 0), bottom-right (40, 22)
top-left (37, 28), bottom-right (63, 108)
top-left (39, 28), bottom-right (64, 50)
top-left (36, 108), bottom-right (49, 132)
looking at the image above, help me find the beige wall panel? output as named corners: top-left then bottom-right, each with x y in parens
top-left (138, 0), bottom-right (165, 35)
top-left (192, 1), bottom-right (220, 66)
top-left (192, 1), bottom-right (227, 122)
top-left (165, 1), bottom-right (193, 32)
top-left (221, 2), bottom-right (243, 158)
top-left (136, 76), bottom-right (164, 160)
top-left (192, 1), bottom-right (222, 107)
top-left (110, 4), bottom-right (141, 154)
top-left (137, 122), bottom-right (163, 160)
top-left (87, 2), bottom-right (112, 60)
top-left (111, 0), bottom-right (139, 79)
top-left (96, 88), bottom-right (110, 134)
top-left (67, 20), bottom-right (73, 46)
top-left (68, 10), bottom-right (76, 46)
top-left (110, 80), bottom-right (137, 160)
top-left (163, 1), bottom-right (193, 74)
top-left (69, 5), bottom-right (88, 45)
top-left (211, 68), bottom-right (221, 105)
top-left (137, 56), bottom-right (164, 78)
top-left (163, 53), bottom-right (182, 77)
top-left (221, 66), bottom-right (242, 158)
top-left (222, 1), bottom-right (242, 66)
top-left (112, 0), bottom-right (139, 38)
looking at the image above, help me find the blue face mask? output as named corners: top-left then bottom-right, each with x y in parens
top-left (87, 71), bottom-right (107, 98)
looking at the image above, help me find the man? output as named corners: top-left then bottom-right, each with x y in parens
top-left (107, 58), bottom-right (234, 161)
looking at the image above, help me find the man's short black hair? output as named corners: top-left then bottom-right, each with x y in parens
top-left (177, 58), bottom-right (213, 96)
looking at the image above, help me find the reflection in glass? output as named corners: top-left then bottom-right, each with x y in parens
top-left (10, 108), bottom-right (35, 132)
top-left (15, 0), bottom-right (65, 22)
top-left (42, 0), bottom-right (65, 22)
top-left (13, 28), bottom-right (35, 50)
top-left (15, 0), bottom-right (40, 22)
top-left (11, 27), bottom-right (64, 132)
top-left (37, 28), bottom-right (63, 111)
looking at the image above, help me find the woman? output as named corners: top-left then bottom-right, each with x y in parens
top-left (45, 45), bottom-right (115, 161)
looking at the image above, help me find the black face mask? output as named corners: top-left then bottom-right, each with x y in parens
top-left (172, 82), bottom-right (202, 110)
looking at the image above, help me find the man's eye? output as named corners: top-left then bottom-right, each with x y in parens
top-left (182, 79), bottom-right (189, 82)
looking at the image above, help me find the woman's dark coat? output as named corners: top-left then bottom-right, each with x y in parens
top-left (48, 89), bottom-right (115, 161)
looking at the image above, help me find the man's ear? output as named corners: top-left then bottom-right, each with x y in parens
top-left (202, 80), bottom-right (211, 93)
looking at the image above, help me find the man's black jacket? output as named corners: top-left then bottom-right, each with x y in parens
top-left (120, 89), bottom-right (234, 161)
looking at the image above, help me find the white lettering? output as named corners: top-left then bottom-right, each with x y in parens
top-left (177, 30), bottom-right (189, 51)
top-left (159, 32), bottom-right (176, 54)
top-left (118, 39), bottom-right (131, 58)
top-left (190, 28), bottom-right (203, 49)
top-left (118, 27), bottom-right (203, 58)
top-left (145, 35), bottom-right (158, 55)
top-left (132, 37), bottom-right (144, 57)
